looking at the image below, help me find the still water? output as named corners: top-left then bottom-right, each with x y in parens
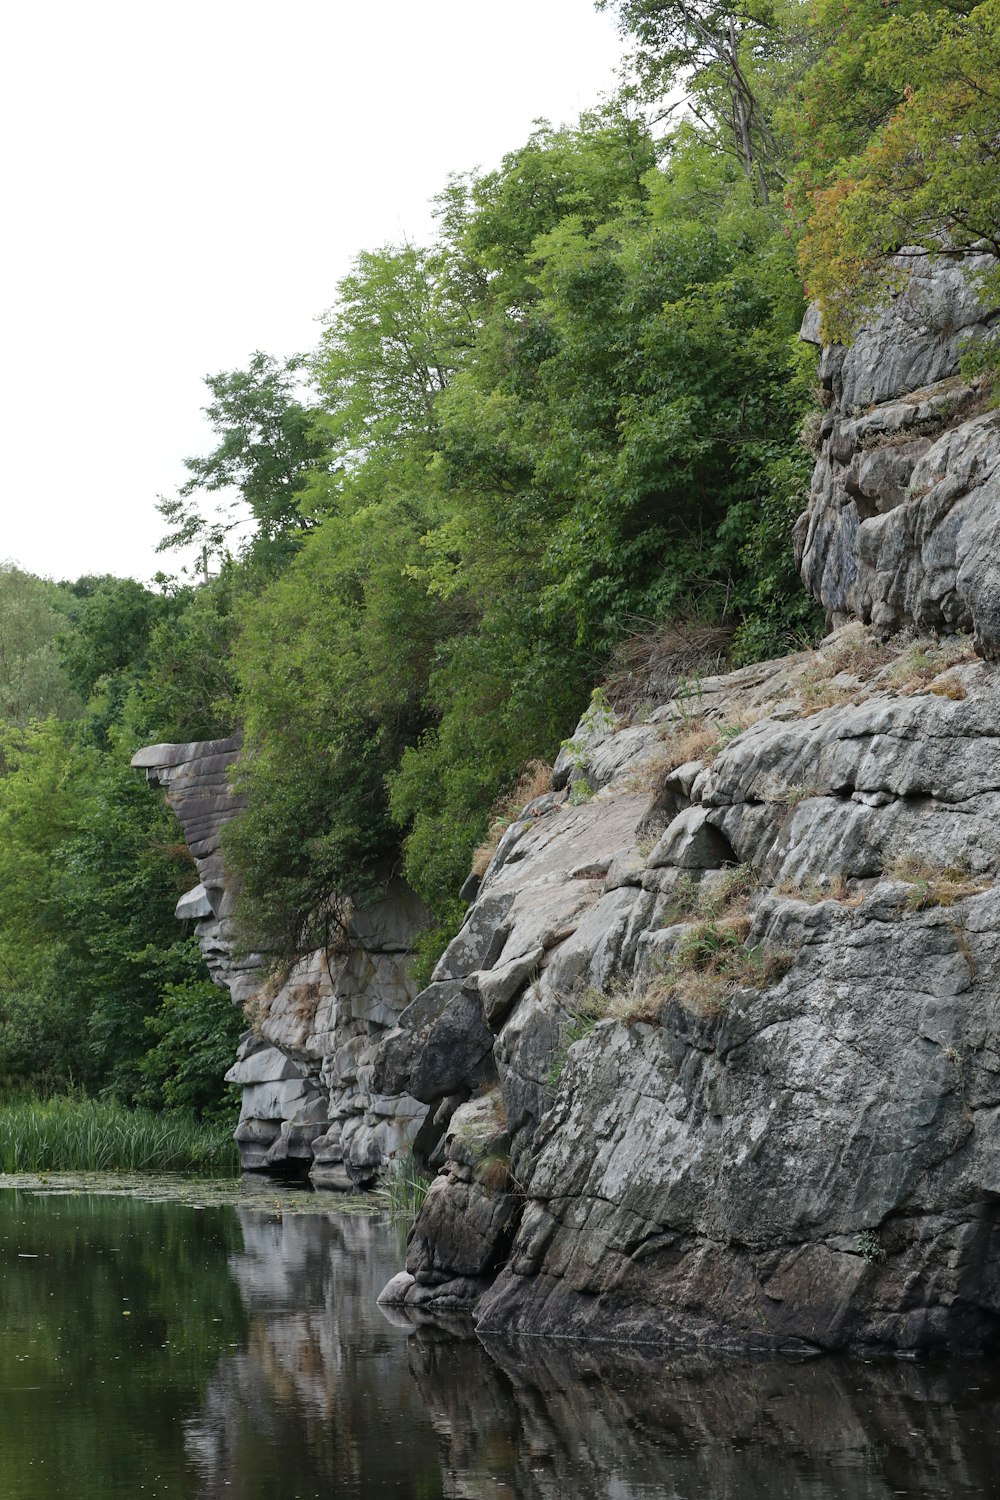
top-left (0, 1185), bottom-right (998, 1499)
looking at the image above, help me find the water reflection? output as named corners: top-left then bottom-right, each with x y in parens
top-left (1, 1188), bottom-right (998, 1499)
top-left (186, 1211), bottom-right (443, 1498)
top-left (409, 1331), bottom-right (1000, 1500)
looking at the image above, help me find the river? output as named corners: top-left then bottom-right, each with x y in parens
top-left (0, 1183), bottom-right (997, 1498)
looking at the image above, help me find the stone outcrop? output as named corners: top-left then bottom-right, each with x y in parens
top-left (795, 249), bottom-right (1000, 656)
top-left (132, 738), bottom-right (430, 1185)
top-left (376, 252), bottom-right (1000, 1353)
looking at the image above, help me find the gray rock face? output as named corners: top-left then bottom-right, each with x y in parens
top-left (796, 251), bottom-right (1000, 654)
top-left (376, 627), bottom-right (1000, 1346)
top-left (132, 738), bottom-right (431, 1184)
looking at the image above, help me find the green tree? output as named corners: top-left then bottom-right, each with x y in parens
top-left (0, 565), bottom-right (80, 727)
top-left (139, 979), bottom-right (243, 1120)
top-left (796, 0), bottom-right (1000, 340)
top-left (598, 1), bottom-right (791, 198)
top-left (304, 243), bottom-right (472, 520)
top-left (157, 352), bottom-right (328, 575)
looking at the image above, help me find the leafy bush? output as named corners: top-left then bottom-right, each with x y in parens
top-left (139, 980), bottom-right (244, 1121)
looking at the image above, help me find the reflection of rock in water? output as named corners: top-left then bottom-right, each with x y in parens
top-left (405, 1324), bottom-right (1000, 1500)
top-left (185, 1211), bottom-right (441, 1498)
top-left (185, 1207), bottom-right (1000, 1499)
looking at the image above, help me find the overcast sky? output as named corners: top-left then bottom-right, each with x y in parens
top-left (0, 0), bottom-right (625, 583)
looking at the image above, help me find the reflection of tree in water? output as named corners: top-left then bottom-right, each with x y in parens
top-left (182, 1206), bottom-right (1000, 1500)
top-left (0, 1193), bottom-right (247, 1500)
top-left (185, 1211), bottom-right (443, 1499)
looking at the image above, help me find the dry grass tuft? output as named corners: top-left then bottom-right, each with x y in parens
top-left (770, 782), bottom-right (823, 809)
top-left (627, 718), bottom-right (717, 796)
top-left (927, 677), bottom-right (968, 700)
top-left (801, 408), bottom-right (825, 453)
top-left (813, 625), bottom-right (899, 683)
top-left (885, 855), bottom-right (991, 910)
top-left (798, 625), bottom-right (900, 716)
top-left (242, 993), bottom-right (269, 1035)
top-left (888, 638), bottom-right (976, 697)
top-left (644, 916), bottom-right (795, 1019)
top-left (633, 713), bottom-right (759, 797)
top-left (658, 865), bottom-right (758, 927)
top-left (476, 1153), bottom-right (514, 1193)
top-left (658, 717), bottom-right (720, 759)
top-left (603, 619), bottom-right (733, 718)
top-left (471, 759), bottom-right (554, 876)
top-left (776, 872), bottom-right (861, 906)
top-left (799, 683), bottom-right (858, 716)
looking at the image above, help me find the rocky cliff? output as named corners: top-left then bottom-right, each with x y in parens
top-left (140, 249), bottom-right (1000, 1352)
top-left (374, 251), bottom-right (1000, 1352)
top-left (131, 738), bottom-right (431, 1185)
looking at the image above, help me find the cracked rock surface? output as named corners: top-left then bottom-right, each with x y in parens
top-left (378, 254), bottom-right (1000, 1350)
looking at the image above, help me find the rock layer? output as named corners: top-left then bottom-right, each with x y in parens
top-left (132, 738), bottom-right (430, 1184)
top-left (795, 250), bottom-right (1000, 655)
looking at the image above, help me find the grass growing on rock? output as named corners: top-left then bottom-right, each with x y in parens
top-left (775, 872), bottom-right (860, 905)
top-left (546, 989), bottom-right (611, 1091)
top-left (644, 917), bottom-right (796, 1020)
top-left (885, 856), bottom-right (991, 910)
top-left (888, 638), bottom-right (976, 697)
top-left (657, 864), bottom-right (757, 926)
top-left (630, 715), bottom-right (759, 798)
top-left (475, 1152), bottom-right (516, 1193)
top-left (805, 624), bottom-right (898, 686)
top-left (0, 1096), bottom-right (239, 1176)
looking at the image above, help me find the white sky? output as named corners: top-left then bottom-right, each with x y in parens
top-left (0, 0), bottom-right (625, 583)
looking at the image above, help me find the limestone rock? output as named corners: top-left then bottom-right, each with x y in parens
top-left (134, 736), bottom-right (432, 1180)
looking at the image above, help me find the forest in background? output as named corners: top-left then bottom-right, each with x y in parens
top-left (1, 0), bottom-right (997, 1114)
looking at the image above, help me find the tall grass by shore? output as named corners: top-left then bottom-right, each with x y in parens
top-left (0, 1096), bottom-right (239, 1176)
top-left (376, 1151), bottom-right (430, 1226)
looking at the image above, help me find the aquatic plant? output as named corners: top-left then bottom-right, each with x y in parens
top-left (0, 1095), bottom-right (239, 1176)
top-left (376, 1151), bottom-right (431, 1226)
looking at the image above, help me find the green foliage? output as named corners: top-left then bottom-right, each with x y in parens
top-left (58, 575), bottom-right (175, 703)
top-left (222, 112), bottom-right (818, 947)
top-left (406, 896), bottom-right (468, 991)
top-left (122, 570), bottom-right (239, 743)
top-left (377, 1150), bottom-right (432, 1226)
top-left (0, 564), bottom-right (80, 726)
top-left (0, 719), bottom-right (214, 1097)
top-left (0, 1094), bottom-right (238, 1174)
top-left (793, 0), bottom-right (998, 339)
top-left (157, 351), bottom-right (328, 575)
top-left (598, 1), bottom-right (791, 199)
top-left (309, 244), bottom-right (464, 483)
top-left (138, 980), bottom-right (243, 1120)
top-left (225, 493), bottom-right (444, 957)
